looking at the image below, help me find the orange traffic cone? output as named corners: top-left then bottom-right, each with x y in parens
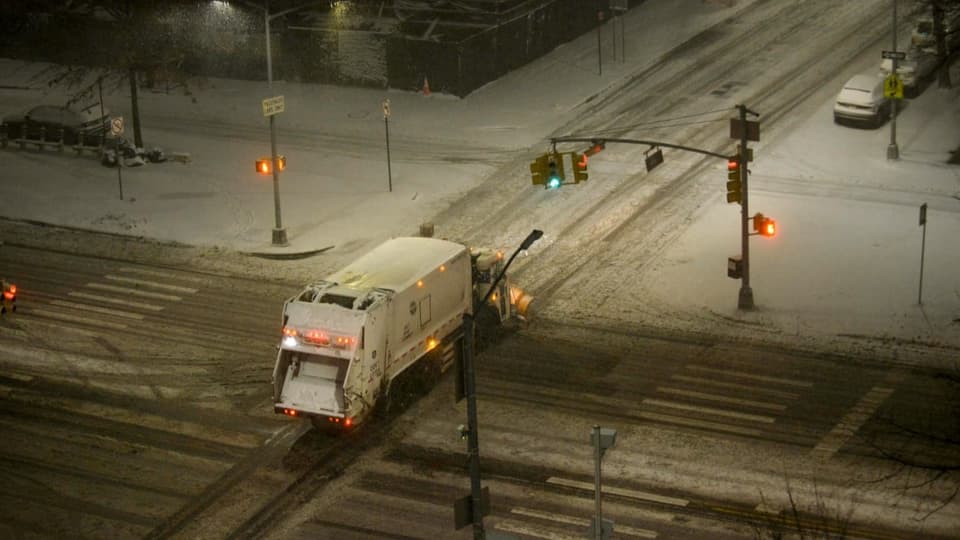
top-left (422, 77), bottom-right (431, 96)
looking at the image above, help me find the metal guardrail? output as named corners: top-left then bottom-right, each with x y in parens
top-left (0, 122), bottom-right (104, 156)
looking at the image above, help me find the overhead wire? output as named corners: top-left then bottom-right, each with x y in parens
top-left (589, 106), bottom-right (732, 136)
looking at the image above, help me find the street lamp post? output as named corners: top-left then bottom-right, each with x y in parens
top-left (237, 1), bottom-right (325, 245)
top-left (263, 4), bottom-right (287, 246)
top-left (460, 229), bottom-right (543, 539)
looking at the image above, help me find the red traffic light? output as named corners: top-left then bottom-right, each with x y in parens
top-left (587, 142), bottom-right (605, 156)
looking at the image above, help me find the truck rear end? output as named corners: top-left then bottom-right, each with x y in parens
top-left (272, 237), bottom-right (477, 430)
top-left (272, 288), bottom-right (371, 428)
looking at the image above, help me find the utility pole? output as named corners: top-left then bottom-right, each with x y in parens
top-left (887, 0), bottom-right (900, 160)
top-left (383, 98), bottom-right (393, 192)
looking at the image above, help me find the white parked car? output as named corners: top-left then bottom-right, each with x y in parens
top-left (833, 74), bottom-right (890, 128)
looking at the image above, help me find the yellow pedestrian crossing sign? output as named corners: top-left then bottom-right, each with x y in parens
top-left (884, 74), bottom-right (904, 99)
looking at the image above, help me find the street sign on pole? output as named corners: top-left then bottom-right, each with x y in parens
top-left (110, 116), bottom-right (124, 135)
top-left (729, 118), bottom-right (759, 142)
top-left (881, 50), bottom-right (906, 60)
top-left (261, 95), bottom-right (285, 116)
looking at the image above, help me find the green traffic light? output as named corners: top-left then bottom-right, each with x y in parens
top-left (547, 176), bottom-right (561, 189)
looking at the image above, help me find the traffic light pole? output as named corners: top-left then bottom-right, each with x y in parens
top-left (737, 104), bottom-right (754, 310)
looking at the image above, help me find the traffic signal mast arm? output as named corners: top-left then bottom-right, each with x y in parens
top-left (550, 137), bottom-right (731, 160)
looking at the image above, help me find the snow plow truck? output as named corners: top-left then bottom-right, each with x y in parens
top-left (272, 236), bottom-right (532, 430)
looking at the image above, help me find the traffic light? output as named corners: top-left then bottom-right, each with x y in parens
top-left (726, 155), bottom-right (742, 204)
top-left (255, 155), bottom-right (286, 174)
top-left (571, 151), bottom-right (588, 183)
top-left (753, 212), bottom-right (776, 237)
top-left (1, 280), bottom-right (16, 314)
top-left (529, 154), bottom-right (550, 186)
top-left (546, 153), bottom-right (564, 189)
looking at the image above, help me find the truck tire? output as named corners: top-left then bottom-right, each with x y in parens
top-left (377, 349), bottom-right (444, 419)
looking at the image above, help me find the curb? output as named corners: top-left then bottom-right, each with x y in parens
top-left (244, 246), bottom-right (334, 260)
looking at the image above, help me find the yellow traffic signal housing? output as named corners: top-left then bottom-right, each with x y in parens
top-left (546, 152), bottom-right (565, 189)
top-left (726, 156), bottom-right (742, 204)
top-left (256, 155), bottom-right (286, 174)
top-left (1, 280), bottom-right (16, 314)
top-left (571, 151), bottom-right (588, 183)
top-left (529, 154), bottom-right (551, 185)
top-left (727, 156), bottom-right (743, 204)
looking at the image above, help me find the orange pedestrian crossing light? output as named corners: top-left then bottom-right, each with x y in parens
top-left (753, 213), bottom-right (776, 238)
top-left (255, 156), bottom-right (286, 174)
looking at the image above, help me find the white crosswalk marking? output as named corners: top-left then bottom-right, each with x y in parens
top-left (506, 507), bottom-right (659, 538)
top-left (104, 275), bottom-right (198, 293)
top-left (50, 300), bottom-right (144, 320)
top-left (85, 282), bottom-right (182, 301)
top-left (640, 410), bottom-right (763, 437)
top-left (491, 519), bottom-right (582, 540)
top-left (684, 365), bottom-right (814, 388)
top-left (547, 477), bottom-right (688, 507)
top-left (68, 291), bottom-right (164, 311)
top-left (656, 386), bottom-right (787, 411)
top-left (643, 398), bottom-right (776, 423)
top-left (670, 374), bottom-right (801, 400)
top-left (30, 308), bottom-right (129, 329)
top-left (117, 266), bottom-right (208, 282)
top-left (812, 386), bottom-right (895, 458)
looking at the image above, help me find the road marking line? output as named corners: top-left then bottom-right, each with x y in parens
top-left (117, 266), bottom-right (207, 282)
top-left (671, 374), bottom-right (801, 400)
top-left (812, 386), bottom-right (895, 458)
top-left (104, 275), bottom-right (198, 293)
top-left (547, 477), bottom-right (688, 507)
top-left (50, 300), bottom-right (144, 320)
top-left (643, 398), bottom-right (775, 423)
top-left (86, 282), bottom-right (183, 301)
top-left (510, 507), bottom-right (659, 538)
top-left (657, 387), bottom-right (787, 411)
top-left (685, 365), bottom-right (814, 388)
top-left (30, 308), bottom-right (128, 329)
top-left (510, 507), bottom-right (586, 527)
top-left (68, 291), bottom-right (164, 311)
top-left (492, 519), bottom-right (581, 540)
top-left (640, 411), bottom-right (763, 437)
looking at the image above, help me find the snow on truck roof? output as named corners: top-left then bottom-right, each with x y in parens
top-left (327, 237), bottom-right (466, 292)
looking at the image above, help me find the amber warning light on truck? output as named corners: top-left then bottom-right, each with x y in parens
top-left (282, 326), bottom-right (357, 349)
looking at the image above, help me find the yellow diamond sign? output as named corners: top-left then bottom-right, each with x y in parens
top-left (883, 74), bottom-right (903, 99)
